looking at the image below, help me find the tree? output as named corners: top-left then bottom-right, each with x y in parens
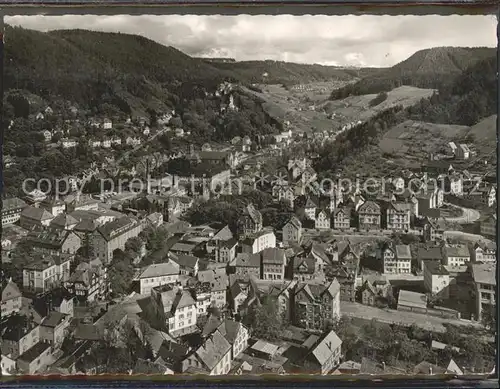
top-left (244, 298), bottom-right (284, 342)
top-left (108, 249), bottom-right (135, 296)
top-left (481, 305), bottom-right (496, 334)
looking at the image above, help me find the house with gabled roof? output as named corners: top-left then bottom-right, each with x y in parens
top-left (292, 279), bottom-right (341, 330)
top-left (357, 201), bottom-right (381, 231)
top-left (237, 203), bottom-right (263, 239)
top-left (2, 279), bottom-right (22, 317)
top-left (181, 329), bottom-right (232, 375)
top-left (20, 206), bottom-right (55, 230)
top-left (290, 243), bottom-right (328, 282)
top-left (315, 209), bottom-right (331, 229)
top-left (282, 216), bottom-right (302, 246)
top-left (134, 261), bottom-right (180, 295)
top-left (332, 208), bottom-right (351, 230)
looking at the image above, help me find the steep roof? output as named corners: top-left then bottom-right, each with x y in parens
top-left (232, 253), bottom-right (261, 268)
top-left (310, 330), bottom-right (342, 366)
top-left (242, 203), bottom-right (262, 225)
top-left (2, 280), bottom-right (22, 302)
top-left (139, 262), bottom-right (180, 279)
top-left (170, 253), bottom-right (199, 269)
top-left (97, 216), bottom-right (138, 241)
top-left (50, 213), bottom-right (79, 228)
top-left (444, 244), bottom-right (470, 258)
top-left (261, 247), bottom-right (286, 265)
top-left (2, 197), bottom-right (27, 212)
top-left (471, 263), bottom-right (496, 285)
top-left (21, 206), bottom-right (54, 221)
top-left (193, 329), bottom-right (231, 372)
top-left (285, 216), bottom-right (302, 230)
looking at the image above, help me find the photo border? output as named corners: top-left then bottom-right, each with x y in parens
top-left (0, 1), bottom-right (498, 387)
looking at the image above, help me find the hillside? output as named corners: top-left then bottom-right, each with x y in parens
top-left (5, 26), bottom-right (234, 116)
top-left (330, 47), bottom-right (495, 100)
top-left (208, 60), bottom-right (379, 86)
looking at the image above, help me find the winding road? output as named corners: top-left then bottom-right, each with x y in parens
top-left (442, 203), bottom-right (481, 224)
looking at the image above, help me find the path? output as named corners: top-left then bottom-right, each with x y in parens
top-left (442, 203), bottom-right (481, 224)
top-left (444, 231), bottom-right (494, 244)
top-left (340, 301), bottom-right (483, 333)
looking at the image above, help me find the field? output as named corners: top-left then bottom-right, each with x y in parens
top-left (378, 119), bottom-right (470, 158)
top-left (322, 86), bottom-right (436, 125)
top-left (466, 114), bottom-right (496, 153)
top-left (243, 83), bottom-right (437, 137)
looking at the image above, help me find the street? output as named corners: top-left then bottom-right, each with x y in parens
top-left (442, 203), bottom-right (481, 224)
top-left (340, 301), bottom-right (483, 333)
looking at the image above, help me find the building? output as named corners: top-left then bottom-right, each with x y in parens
top-left (456, 144), bottom-right (470, 160)
top-left (1, 279), bottom-right (22, 317)
top-left (32, 288), bottom-right (75, 318)
top-left (332, 208), bottom-right (351, 230)
top-left (20, 206), bottom-right (55, 229)
top-left (357, 201), bottom-right (381, 230)
top-left (181, 329), bottom-right (232, 375)
top-left (135, 261), bottom-right (180, 295)
top-left (237, 204), bottom-right (263, 239)
top-left (282, 216), bottom-right (302, 246)
top-left (60, 138), bottom-right (77, 149)
top-left (423, 261), bottom-right (451, 299)
top-left (261, 247), bottom-right (286, 281)
top-left (480, 214), bottom-right (496, 238)
top-left (292, 279), bottom-right (341, 330)
top-left (26, 229), bottom-right (81, 255)
top-left (2, 197), bottom-right (27, 226)
top-left (360, 281), bottom-right (378, 306)
top-left (1, 314), bottom-right (40, 358)
top-left (231, 253), bottom-right (261, 279)
top-left (103, 118), bottom-right (113, 129)
top-left (214, 239), bottom-right (238, 263)
top-left (92, 216), bottom-right (144, 263)
top-left (416, 246), bottom-right (444, 271)
top-left (17, 342), bottom-right (53, 374)
top-left (471, 242), bottom-right (496, 263)
top-left (290, 243), bottom-right (328, 282)
top-left (151, 285), bottom-right (198, 337)
top-left (385, 202), bottom-right (411, 231)
top-left (40, 311), bottom-right (71, 347)
top-left (65, 259), bottom-right (109, 302)
top-left (240, 229), bottom-right (276, 254)
top-left (397, 290), bottom-right (427, 314)
top-left (170, 253), bottom-right (200, 276)
top-left (50, 213), bottom-right (79, 230)
top-left (471, 263), bottom-right (496, 322)
top-left (443, 244), bottom-right (470, 267)
top-left (315, 209), bottom-right (331, 229)
top-left (381, 243), bottom-right (412, 275)
top-left (40, 197), bottom-right (66, 217)
top-left (301, 330), bottom-right (342, 374)
top-left (201, 317), bottom-right (249, 359)
top-left (23, 255), bottom-right (71, 293)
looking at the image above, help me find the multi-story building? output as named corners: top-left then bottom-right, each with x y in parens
top-left (181, 329), bottom-right (232, 375)
top-left (292, 279), bottom-right (341, 330)
top-left (240, 228), bottom-right (276, 254)
top-left (315, 209), bottom-right (331, 229)
top-left (332, 208), bottom-right (351, 230)
top-left (23, 255), bottom-right (71, 293)
top-left (290, 243), bottom-right (328, 282)
top-left (480, 214), bottom-right (496, 238)
top-left (381, 243), bottom-right (412, 275)
top-left (215, 239), bottom-right (238, 263)
top-left (135, 261), bottom-right (180, 295)
top-left (282, 216), bottom-right (302, 246)
top-left (423, 261), bottom-right (451, 299)
top-left (2, 197), bottom-right (27, 226)
top-left (300, 330), bottom-right (342, 375)
top-left (40, 197), bottom-right (66, 217)
top-left (25, 189), bottom-right (47, 206)
top-left (385, 202), bottom-right (411, 231)
top-left (26, 228), bottom-right (81, 255)
top-left (471, 242), bottom-right (496, 263)
top-left (20, 206), bottom-right (55, 229)
top-left (237, 203), bottom-right (263, 239)
top-left (443, 244), bottom-right (470, 267)
top-left (151, 285), bottom-right (198, 337)
top-left (197, 269), bottom-right (228, 309)
top-left (39, 311), bottom-right (71, 347)
top-left (50, 214), bottom-right (79, 230)
top-left (231, 253), bottom-right (261, 279)
top-left (471, 263), bottom-right (496, 322)
top-left (261, 247), bottom-right (286, 281)
top-left (201, 317), bottom-right (249, 359)
top-left (357, 201), bottom-right (381, 230)
top-left (92, 216), bottom-right (144, 263)
top-left (1, 279), bottom-right (22, 317)
top-left (65, 258), bottom-right (109, 302)
top-left (1, 314), bottom-right (40, 358)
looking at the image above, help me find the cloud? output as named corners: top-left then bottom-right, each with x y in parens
top-left (5, 14), bottom-right (496, 67)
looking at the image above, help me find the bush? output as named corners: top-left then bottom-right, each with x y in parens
top-left (369, 92), bottom-right (388, 107)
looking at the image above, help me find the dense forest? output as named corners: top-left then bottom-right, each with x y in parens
top-left (330, 47), bottom-right (495, 100)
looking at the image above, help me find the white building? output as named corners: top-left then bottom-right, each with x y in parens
top-left (423, 261), bottom-right (451, 299)
top-left (135, 261), bottom-right (180, 295)
top-left (240, 229), bottom-right (276, 254)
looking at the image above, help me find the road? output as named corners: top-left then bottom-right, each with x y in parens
top-left (340, 301), bottom-right (483, 333)
top-left (442, 203), bottom-right (481, 224)
top-left (444, 230), bottom-right (494, 244)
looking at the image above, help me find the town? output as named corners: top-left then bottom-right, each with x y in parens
top-left (1, 19), bottom-right (497, 378)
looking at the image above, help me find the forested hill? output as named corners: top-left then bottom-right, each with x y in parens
top-left (330, 47), bottom-right (496, 100)
top-left (5, 26), bottom-right (236, 115)
top-left (207, 60), bottom-right (380, 86)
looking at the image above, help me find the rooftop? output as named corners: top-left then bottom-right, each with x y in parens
top-left (138, 261), bottom-right (180, 279)
top-left (398, 289), bottom-right (427, 310)
top-left (424, 261), bottom-right (449, 276)
top-left (17, 342), bottom-right (51, 363)
top-left (250, 339), bottom-right (280, 356)
top-left (471, 263), bottom-right (496, 285)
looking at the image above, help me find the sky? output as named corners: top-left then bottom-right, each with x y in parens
top-left (6, 14), bottom-right (497, 67)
